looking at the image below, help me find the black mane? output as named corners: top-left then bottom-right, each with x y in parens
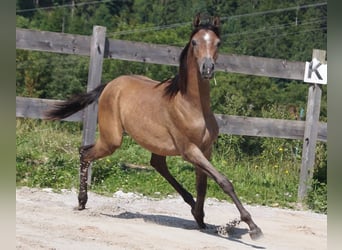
top-left (160, 23), bottom-right (220, 98)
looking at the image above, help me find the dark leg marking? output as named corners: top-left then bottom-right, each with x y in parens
top-left (78, 145), bottom-right (93, 210)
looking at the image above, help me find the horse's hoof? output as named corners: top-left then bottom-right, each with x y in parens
top-left (191, 209), bottom-right (206, 229)
top-left (194, 217), bottom-right (206, 229)
top-left (78, 200), bottom-right (87, 210)
top-left (78, 194), bottom-right (88, 210)
top-left (249, 227), bottom-right (263, 240)
top-left (78, 204), bottom-right (86, 210)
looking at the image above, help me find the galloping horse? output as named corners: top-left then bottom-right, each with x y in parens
top-left (45, 14), bottom-right (263, 240)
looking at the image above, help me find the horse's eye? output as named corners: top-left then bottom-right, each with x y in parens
top-left (217, 41), bottom-right (221, 47)
top-left (191, 40), bottom-right (197, 46)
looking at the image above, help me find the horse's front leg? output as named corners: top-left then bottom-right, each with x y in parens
top-left (192, 148), bottom-right (211, 229)
top-left (192, 168), bottom-right (207, 229)
top-left (183, 144), bottom-right (263, 240)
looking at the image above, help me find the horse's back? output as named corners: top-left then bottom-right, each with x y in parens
top-left (111, 74), bottom-right (159, 88)
top-left (127, 74), bottom-right (160, 83)
top-left (101, 74), bottom-right (166, 105)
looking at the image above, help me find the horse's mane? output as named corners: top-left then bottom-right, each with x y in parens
top-left (158, 23), bottom-right (220, 98)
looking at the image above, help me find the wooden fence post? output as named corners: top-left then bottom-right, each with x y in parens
top-left (298, 49), bottom-right (326, 201)
top-left (81, 26), bottom-right (106, 185)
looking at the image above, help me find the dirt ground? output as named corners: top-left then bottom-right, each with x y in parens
top-left (16, 187), bottom-right (326, 250)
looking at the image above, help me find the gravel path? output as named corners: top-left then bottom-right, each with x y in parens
top-left (16, 187), bottom-right (327, 249)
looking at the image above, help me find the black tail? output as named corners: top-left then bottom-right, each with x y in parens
top-left (44, 84), bottom-right (107, 120)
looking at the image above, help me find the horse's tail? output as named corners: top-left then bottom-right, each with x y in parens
top-left (44, 84), bottom-right (107, 120)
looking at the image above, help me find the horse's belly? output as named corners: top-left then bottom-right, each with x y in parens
top-left (124, 124), bottom-right (179, 156)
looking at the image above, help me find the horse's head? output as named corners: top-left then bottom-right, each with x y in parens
top-left (190, 14), bottom-right (221, 79)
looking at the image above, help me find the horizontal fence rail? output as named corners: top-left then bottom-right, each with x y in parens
top-left (16, 96), bottom-right (327, 142)
top-left (16, 28), bottom-right (305, 80)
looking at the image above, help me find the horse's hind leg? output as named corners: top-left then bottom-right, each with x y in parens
top-left (78, 129), bottom-right (122, 210)
top-left (77, 88), bottom-right (124, 210)
top-left (78, 144), bottom-right (93, 210)
top-left (150, 153), bottom-right (196, 209)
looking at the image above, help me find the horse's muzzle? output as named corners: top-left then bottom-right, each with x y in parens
top-left (200, 58), bottom-right (215, 79)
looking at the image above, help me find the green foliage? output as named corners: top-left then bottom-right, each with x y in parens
top-left (16, 51), bottom-right (88, 99)
top-left (16, 119), bottom-right (81, 189)
top-left (306, 180), bottom-right (327, 213)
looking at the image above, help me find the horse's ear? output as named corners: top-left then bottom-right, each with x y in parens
top-left (193, 13), bottom-right (201, 28)
top-left (212, 16), bottom-right (220, 28)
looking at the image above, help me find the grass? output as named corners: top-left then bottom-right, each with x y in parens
top-left (16, 118), bottom-right (327, 213)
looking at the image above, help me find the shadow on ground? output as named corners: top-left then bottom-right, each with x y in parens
top-left (101, 211), bottom-right (265, 249)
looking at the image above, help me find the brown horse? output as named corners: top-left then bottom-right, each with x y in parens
top-left (45, 14), bottom-right (263, 240)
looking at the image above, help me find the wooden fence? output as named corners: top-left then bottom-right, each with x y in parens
top-left (16, 26), bottom-right (327, 201)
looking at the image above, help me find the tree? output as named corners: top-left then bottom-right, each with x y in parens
top-left (16, 0), bottom-right (35, 18)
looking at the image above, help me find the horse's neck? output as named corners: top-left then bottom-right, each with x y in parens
top-left (184, 57), bottom-right (212, 114)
